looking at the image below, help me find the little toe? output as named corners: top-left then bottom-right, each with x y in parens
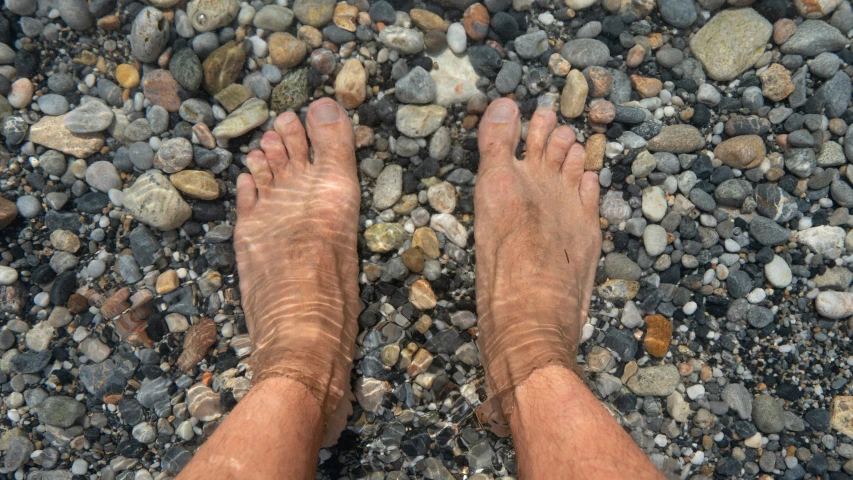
top-left (562, 143), bottom-right (586, 188)
top-left (524, 108), bottom-right (557, 163)
top-left (245, 150), bottom-right (273, 190)
top-left (275, 112), bottom-right (310, 170)
top-left (478, 98), bottom-right (521, 169)
top-left (544, 125), bottom-right (576, 168)
top-left (236, 173), bottom-right (258, 213)
top-left (260, 130), bottom-right (289, 179)
top-left (305, 98), bottom-right (356, 172)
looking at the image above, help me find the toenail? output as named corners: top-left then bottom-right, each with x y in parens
top-left (279, 113), bottom-right (295, 124)
top-left (487, 103), bottom-right (515, 123)
top-left (557, 128), bottom-right (573, 139)
top-left (314, 103), bottom-right (340, 125)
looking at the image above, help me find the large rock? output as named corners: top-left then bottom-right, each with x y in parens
top-left (64, 101), bottom-right (114, 133)
top-left (714, 135), bottom-right (766, 169)
top-left (815, 291), bottom-right (853, 319)
top-left (123, 171), bottom-right (192, 231)
top-left (396, 105), bottom-right (447, 138)
top-left (689, 8), bottom-right (772, 81)
top-left (202, 41), bottom-right (246, 94)
top-left (130, 7), bottom-right (169, 63)
top-left (28, 116), bottom-right (104, 158)
top-left (428, 49), bottom-right (481, 106)
top-left (781, 20), bottom-right (847, 56)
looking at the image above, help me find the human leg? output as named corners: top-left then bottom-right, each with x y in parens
top-left (179, 98), bottom-right (361, 478)
top-left (473, 99), bottom-right (663, 479)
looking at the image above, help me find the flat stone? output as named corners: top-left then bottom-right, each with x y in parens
top-left (37, 396), bottom-right (86, 428)
top-left (211, 98), bottom-right (269, 141)
top-left (715, 135), bottom-right (766, 169)
top-left (753, 395), bottom-right (785, 434)
top-left (781, 19), bottom-right (847, 56)
top-left (28, 116), bottom-right (104, 158)
top-left (626, 364), bottom-right (681, 396)
top-left (365, 223), bottom-right (406, 252)
top-left (64, 101), bottom-right (114, 133)
top-left (428, 49), bottom-right (481, 106)
top-left (831, 396), bottom-right (853, 440)
top-left (396, 105), bottom-right (446, 138)
top-left (648, 125), bottom-right (704, 153)
top-left (123, 171), bottom-right (192, 231)
top-left (203, 41), bottom-right (246, 94)
top-left (798, 225), bottom-right (845, 259)
top-left (560, 38), bottom-right (610, 69)
top-left (690, 8), bottom-right (772, 81)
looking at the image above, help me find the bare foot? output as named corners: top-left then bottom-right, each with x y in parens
top-left (474, 99), bottom-right (602, 430)
top-left (234, 98), bottom-right (361, 445)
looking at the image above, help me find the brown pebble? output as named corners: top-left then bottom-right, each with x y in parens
top-left (630, 74), bottom-right (662, 98)
top-left (177, 317), bottom-right (218, 371)
top-left (759, 63), bottom-right (794, 102)
top-left (402, 247), bottom-right (425, 273)
top-left (829, 118), bottom-right (848, 136)
top-left (625, 44), bottom-right (645, 68)
top-left (97, 14), bottom-right (121, 30)
top-left (773, 18), bottom-right (796, 45)
top-left (354, 125), bottom-right (374, 148)
top-left (142, 69), bottom-right (181, 112)
top-left (67, 294), bottom-right (89, 314)
top-left (410, 8), bottom-right (446, 31)
top-left (0, 197), bottom-right (18, 230)
top-left (462, 3), bottom-right (489, 41)
top-left (644, 314), bottom-right (672, 358)
top-left (424, 29), bottom-right (447, 54)
top-left (584, 133), bottom-right (606, 171)
top-left (588, 100), bottom-right (615, 124)
top-left (585, 66), bottom-right (612, 98)
top-left (462, 115), bottom-right (479, 129)
top-left (101, 287), bottom-right (131, 319)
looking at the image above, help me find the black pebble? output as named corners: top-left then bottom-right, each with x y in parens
top-left (50, 271), bottom-right (77, 306)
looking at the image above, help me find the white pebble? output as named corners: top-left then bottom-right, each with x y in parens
top-left (0, 265), bottom-right (18, 285)
top-left (686, 384), bottom-right (705, 400)
top-left (690, 451), bottom-right (705, 465)
top-left (71, 459), bottom-right (88, 475)
top-left (682, 301), bottom-right (697, 315)
top-left (33, 292), bottom-right (50, 307)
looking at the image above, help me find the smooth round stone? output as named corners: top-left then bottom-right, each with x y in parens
top-left (0, 265), bottom-right (18, 285)
top-left (58, 0), bottom-right (94, 30)
top-left (16, 195), bottom-right (41, 218)
top-left (37, 94), bottom-right (69, 115)
top-left (253, 5), bottom-right (294, 31)
top-left (65, 101), bottom-right (115, 133)
top-left (8, 78), bottom-right (34, 109)
top-left (70, 458), bottom-right (88, 476)
top-left (643, 224), bottom-right (668, 256)
top-left (815, 291), bottom-right (853, 319)
top-left (85, 161), bottom-right (122, 193)
top-left (87, 259), bottom-right (106, 278)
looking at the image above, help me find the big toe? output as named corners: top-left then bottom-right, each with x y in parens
top-left (305, 98), bottom-right (356, 171)
top-left (478, 98), bottom-right (521, 169)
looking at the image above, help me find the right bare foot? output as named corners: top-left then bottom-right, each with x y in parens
top-left (234, 99), bottom-right (361, 445)
top-left (473, 99), bottom-right (602, 429)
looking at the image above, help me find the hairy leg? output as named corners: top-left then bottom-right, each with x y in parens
top-left (474, 100), bottom-right (663, 479)
top-left (513, 366), bottom-right (665, 480)
top-left (178, 378), bottom-right (323, 480)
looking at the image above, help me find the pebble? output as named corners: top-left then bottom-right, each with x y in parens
top-left (560, 39), bottom-right (610, 69)
top-left (130, 7), bottom-right (170, 64)
top-left (815, 291), bottom-right (853, 319)
top-left (64, 101), bottom-right (114, 133)
top-left (689, 8), bottom-right (772, 81)
top-left (626, 365), bottom-right (681, 396)
top-left (123, 171), bottom-right (192, 231)
top-left (648, 125), bottom-right (704, 153)
top-left (753, 396), bottom-right (785, 434)
top-left (335, 59), bottom-right (367, 109)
